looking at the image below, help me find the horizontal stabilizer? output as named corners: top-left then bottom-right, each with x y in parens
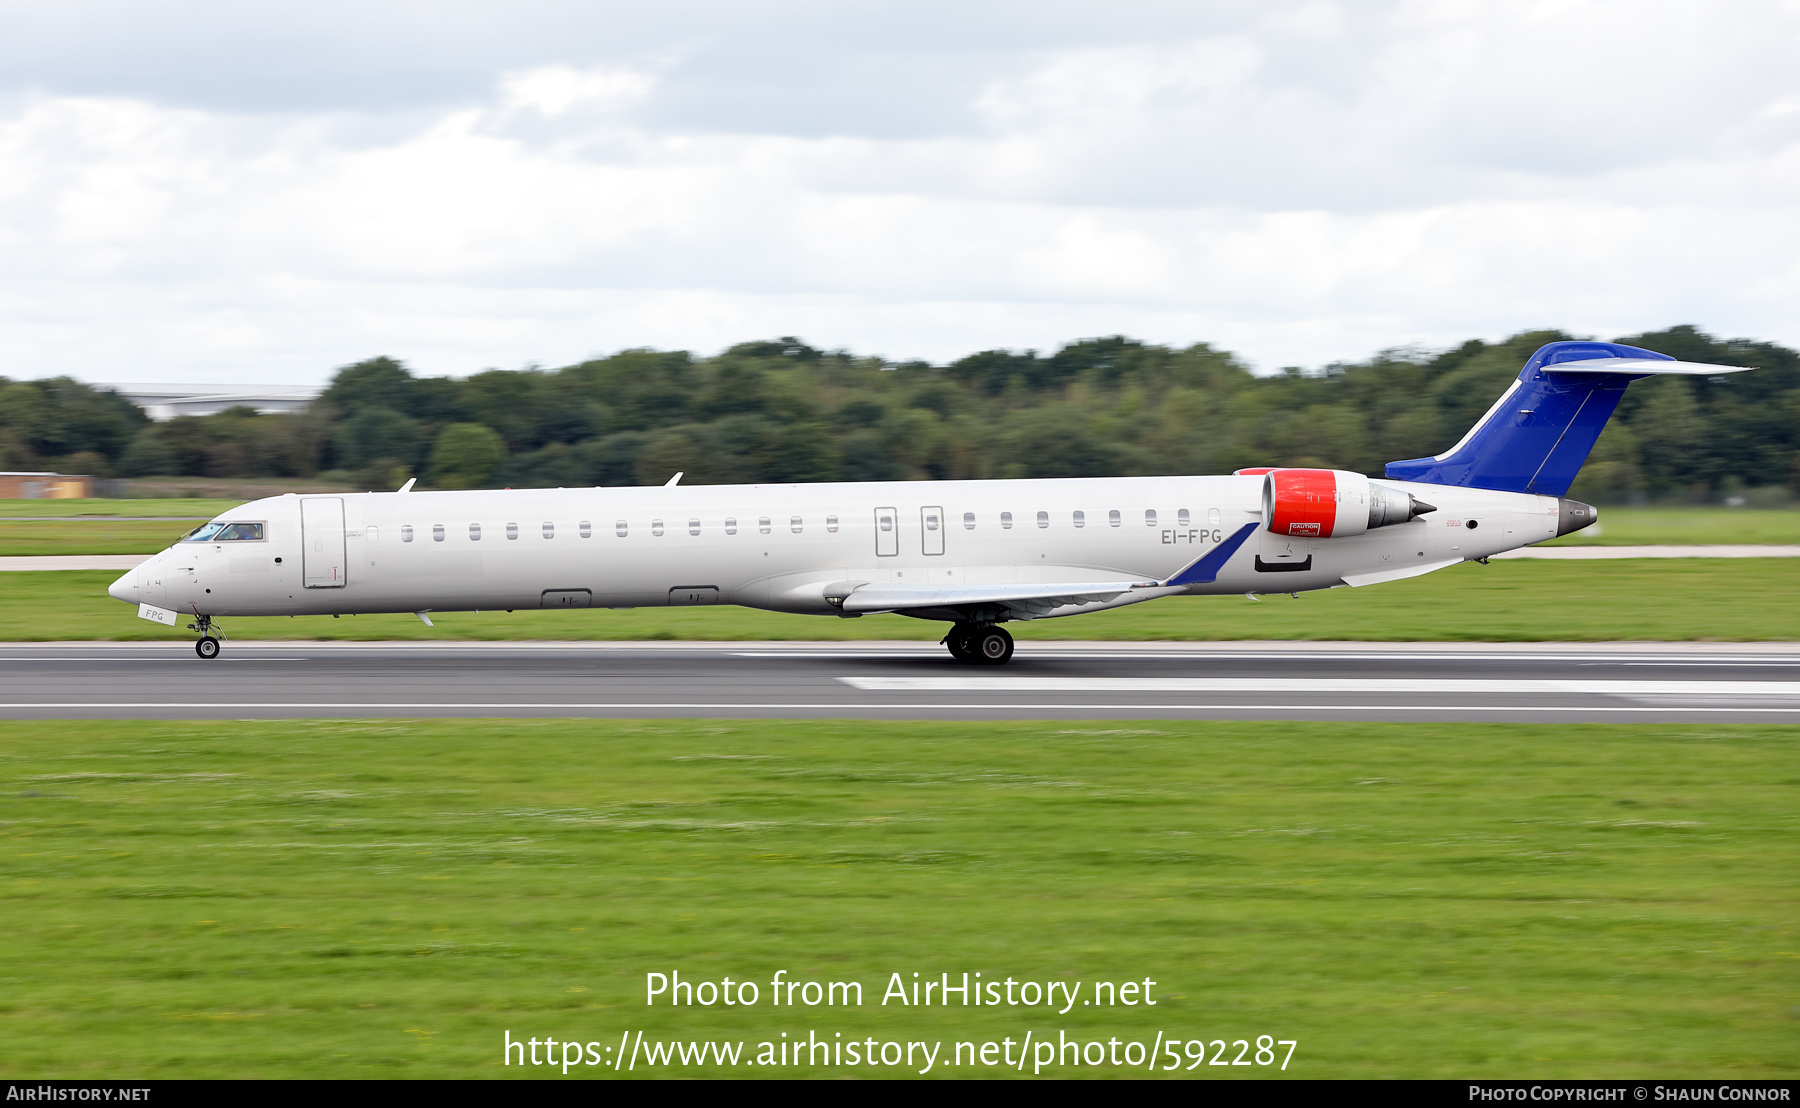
top-left (1541, 357), bottom-right (1752, 376)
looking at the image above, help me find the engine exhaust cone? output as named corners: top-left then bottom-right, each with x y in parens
top-left (1411, 499), bottom-right (1437, 518)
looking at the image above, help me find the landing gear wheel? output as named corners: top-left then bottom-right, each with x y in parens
top-left (944, 625), bottom-right (978, 663)
top-left (195, 636), bottom-right (220, 659)
top-left (972, 626), bottom-right (1014, 666)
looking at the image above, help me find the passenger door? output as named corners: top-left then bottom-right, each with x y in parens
top-left (300, 497), bottom-right (348, 588)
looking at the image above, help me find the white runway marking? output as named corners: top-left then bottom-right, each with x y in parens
top-left (735, 649), bottom-right (1800, 663)
top-left (837, 676), bottom-right (1800, 699)
top-left (746, 654), bottom-right (1792, 666)
top-left (3, 702), bottom-right (1800, 714)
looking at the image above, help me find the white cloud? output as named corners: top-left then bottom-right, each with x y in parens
top-left (499, 64), bottom-right (656, 116)
top-left (1, 1), bottom-right (1799, 385)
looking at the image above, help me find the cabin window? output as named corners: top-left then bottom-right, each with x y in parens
top-left (1145, 509), bottom-right (1157, 527)
top-left (542, 521), bottom-right (554, 539)
top-left (759, 517), bottom-right (772, 534)
top-left (827, 514), bottom-right (839, 533)
top-left (652, 519), bottom-right (665, 537)
top-left (1208, 508), bottom-right (1221, 528)
top-left (432, 524), bottom-right (445, 542)
top-left (506, 522), bottom-right (518, 540)
top-left (469, 523), bottom-right (481, 541)
top-left (579, 520), bottom-right (592, 538)
top-left (367, 526), bottom-right (379, 543)
top-left (616, 520), bottom-right (628, 537)
top-left (1073, 510), bottom-right (1085, 528)
top-left (878, 514), bottom-right (892, 532)
top-left (1036, 510), bottom-right (1049, 529)
top-left (401, 525), bottom-right (414, 543)
top-left (1178, 509), bottom-right (1190, 528)
top-left (725, 518), bottom-right (737, 535)
top-left (1109, 510), bottom-right (1121, 527)
top-left (963, 512), bottom-right (975, 530)
top-left (689, 518), bottom-right (701, 536)
top-left (791, 515), bottom-right (803, 533)
top-left (1000, 512), bottom-right (1013, 529)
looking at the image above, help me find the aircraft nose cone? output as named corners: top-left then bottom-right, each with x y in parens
top-left (108, 569), bottom-right (137, 603)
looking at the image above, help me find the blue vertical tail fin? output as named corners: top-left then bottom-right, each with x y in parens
top-left (1384, 340), bottom-right (1749, 497)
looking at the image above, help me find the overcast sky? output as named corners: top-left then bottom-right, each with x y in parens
top-left (3, 0), bottom-right (1799, 385)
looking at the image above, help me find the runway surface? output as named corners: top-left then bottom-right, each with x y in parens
top-left (5, 640), bottom-right (1800, 722)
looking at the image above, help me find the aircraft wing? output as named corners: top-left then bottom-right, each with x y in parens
top-left (834, 523), bottom-right (1260, 619)
top-left (838, 580), bottom-right (1162, 618)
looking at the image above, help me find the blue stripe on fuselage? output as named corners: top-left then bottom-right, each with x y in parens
top-left (1164, 522), bottom-right (1258, 586)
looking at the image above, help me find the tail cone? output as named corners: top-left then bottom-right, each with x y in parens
top-left (1556, 499), bottom-right (1598, 537)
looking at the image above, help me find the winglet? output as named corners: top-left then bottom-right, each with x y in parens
top-left (1163, 523), bottom-right (1258, 586)
top-left (665, 472), bottom-right (684, 487)
top-left (396, 477), bottom-right (416, 493)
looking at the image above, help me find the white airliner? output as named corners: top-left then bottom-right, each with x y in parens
top-left (107, 341), bottom-right (1750, 663)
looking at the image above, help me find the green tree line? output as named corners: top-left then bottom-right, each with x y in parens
top-left (3, 326), bottom-right (1796, 502)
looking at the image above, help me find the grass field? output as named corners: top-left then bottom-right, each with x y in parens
top-left (1, 719), bottom-right (1792, 1078)
top-left (0, 499), bottom-right (239, 520)
top-left (13, 559), bottom-right (1800, 642)
top-left (0, 519), bottom-right (206, 556)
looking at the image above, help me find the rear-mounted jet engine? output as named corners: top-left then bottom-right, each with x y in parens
top-left (1258, 468), bottom-right (1435, 538)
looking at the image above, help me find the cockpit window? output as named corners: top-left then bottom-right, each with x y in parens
top-left (185, 522), bottom-right (264, 542)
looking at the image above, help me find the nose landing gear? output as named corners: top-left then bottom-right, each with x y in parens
top-left (187, 615), bottom-right (224, 659)
top-left (944, 622), bottom-right (1014, 665)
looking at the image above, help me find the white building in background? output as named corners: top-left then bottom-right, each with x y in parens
top-left (99, 384), bottom-right (320, 421)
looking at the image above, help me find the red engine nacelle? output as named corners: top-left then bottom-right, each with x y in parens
top-left (1260, 468), bottom-right (1434, 538)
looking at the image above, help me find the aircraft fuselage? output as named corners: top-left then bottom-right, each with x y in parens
top-left (112, 475), bottom-right (1562, 622)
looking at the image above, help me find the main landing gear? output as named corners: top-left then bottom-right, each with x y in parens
top-left (188, 615), bottom-right (223, 659)
top-left (944, 623), bottom-right (1014, 665)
